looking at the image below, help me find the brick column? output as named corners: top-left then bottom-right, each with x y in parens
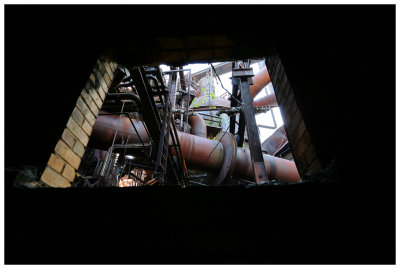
top-left (266, 56), bottom-right (322, 177)
top-left (40, 55), bottom-right (117, 187)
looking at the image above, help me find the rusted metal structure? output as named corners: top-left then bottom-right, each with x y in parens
top-left (89, 114), bottom-right (300, 184)
top-left (77, 60), bottom-right (300, 187)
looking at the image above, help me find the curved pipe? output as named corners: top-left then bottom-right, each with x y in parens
top-left (253, 93), bottom-right (278, 107)
top-left (250, 67), bottom-right (271, 99)
top-left (89, 115), bottom-right (300, 183)
top-left (188, 113), bottom-right (207, 138)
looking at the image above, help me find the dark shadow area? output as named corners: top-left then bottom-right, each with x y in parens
top-left (5, 5), bottom-right (395, 264)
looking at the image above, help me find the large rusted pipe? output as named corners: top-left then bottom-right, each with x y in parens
top-left (188, 113), bottom-right (207, 138)
top-left (250, 67), bottom-right (271, 99)
top-left (89, 115), bottom-right (300, 183)
top-left (177, 132), bottom-right (224, 171)
top-left (253, 93), bottom-right (278, 107)
top-left (87, 112), bottom-right (149, 150)
top-left (234, 147), bottom-right (300, 183)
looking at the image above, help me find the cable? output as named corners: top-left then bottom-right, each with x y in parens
top-left (210, 63), bottom-right (243, 105)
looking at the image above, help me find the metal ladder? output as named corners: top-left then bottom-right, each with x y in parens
top-left (129, 66), bottom-right (186, 185)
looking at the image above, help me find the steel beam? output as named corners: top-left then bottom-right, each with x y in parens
top-left (233, 66), bottom-right (268, 184)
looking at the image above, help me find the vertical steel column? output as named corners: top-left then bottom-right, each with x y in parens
top-left (233, 66), bottom-right (268, 184)
top-left (229, 64), bottom-right (239, 134)
top-left (178, 66), bottom-right (186, 131)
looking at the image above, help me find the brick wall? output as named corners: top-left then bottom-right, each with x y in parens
top-left (40, 55), bottom-right (117, 187)
top-left (266, 56), bottom-right (322, 177)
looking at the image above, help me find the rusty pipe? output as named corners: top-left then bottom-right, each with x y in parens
top-left (250, 67), bottom-right (271, 99)
top-left (234, 147), bottom-right (300, 183)
top-left (89, 115), bottom-right (300, 183)
top-left (188, 113), bottom-right (207, 138)
top-left (87, 112), bottom-right (149, 150)
top-left (253, 93), bottom-right (278, 107)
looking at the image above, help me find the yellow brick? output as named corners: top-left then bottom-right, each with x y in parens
top-left (96, 83), bottom-right (106, 101)
top-left (81, 119), bottom-right (92, 136)
top-left (83, 106), bottom-right (96, 126)
top-left (99, 78), bottom-right (108, 94)
top-left (89, 88), bottom-right (103, 110)
top-left (66, 117), bottom-right (89, 146)
top-left (40, 166), bottom-right (71, 188)
top-left (62, 163), bottom-right (76, 182)
top-left (109, 61), bottom-right (117, 72)
top-left (72, 106), bottom-right (84, 125)
top-left (54, 139), bottom-right (81, 169)
top-left (103, 72), bottom-right (112, 88)
top-left (73, 140), bottom-right (85, 157)
top-left (61, 128), bottom-right (76, 148)
top-left (76, 97), bottom-right (92, 118)
top-left (103, 61), bottom-right (114, 81)
top-left (88, 100), bottom-right (99, 117)
top-left (81, 90), bottom-right (93, 110)
top-left (47, 153), bottom-right (65, 173)
top-left (90, 73), bottom-right (96, 85)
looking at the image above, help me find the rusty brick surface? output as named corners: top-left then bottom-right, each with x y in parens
top-left (40, 166), bottom-right (71, 188)
top-left (287, 98), bottom-right (297, 119)
top-left (102, 61), bottom-right (114, 81)
top-left (271, 60), bottom-right (282, 85)
top-left (54, 139), bottom-right (81, 169)
top-left (88, 99), bottom-right (99, 117)
top-left (62, 163), bottom-right (75, 182)
top-left (103, 69), bottom-right (112, 88)
top-left (89, 88), bottom-right (103, 109)
top-left (291, 109), bottom-right (303, 135)
top-left (108, 61), bottom-right (117, 72)
top-left (82, 104), bottom-right (96, 126)
top-left (267, 55), bottom-right (322, 177)
top-left (81, 90), bottom-right (94, 111)
top-left (71, 106), bottom-right (84, 125)
top-left (97, 84), bottom-right (106, 101)
top-left (81, 119), bottom-right (92, 136)
top-left (61, 128), bottom-right (76, 148)
top-left (303, 146), bottom-right (317, 166)
top-left (305, 159), bottom-right (322, 175)
top-left (296, 120), bottom-right (306, 140)
top-left (282, 77), bottom-right (290, 100)
top-left (66, 117), bottom-right (89, 146)
top-left (296, 139), bottom-right (308, 157)
top-left (90, 73), bottom-right (96, 85)
top-left (99, 77), bottom-right (109, 95)
top-left (73, 140), bottom-right (85, 157)
top-left (40, 56), bottom-right (117, 188)
top-left (47, 153), bottom-right (66, 173)
top-left (76, 97), bottom-right (95, 122)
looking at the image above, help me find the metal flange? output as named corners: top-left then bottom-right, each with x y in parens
top-left (208, 131), bottom-right (238, 185)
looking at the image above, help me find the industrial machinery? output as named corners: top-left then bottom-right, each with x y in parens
top-left (73, 60), bottom-right (300, 188)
